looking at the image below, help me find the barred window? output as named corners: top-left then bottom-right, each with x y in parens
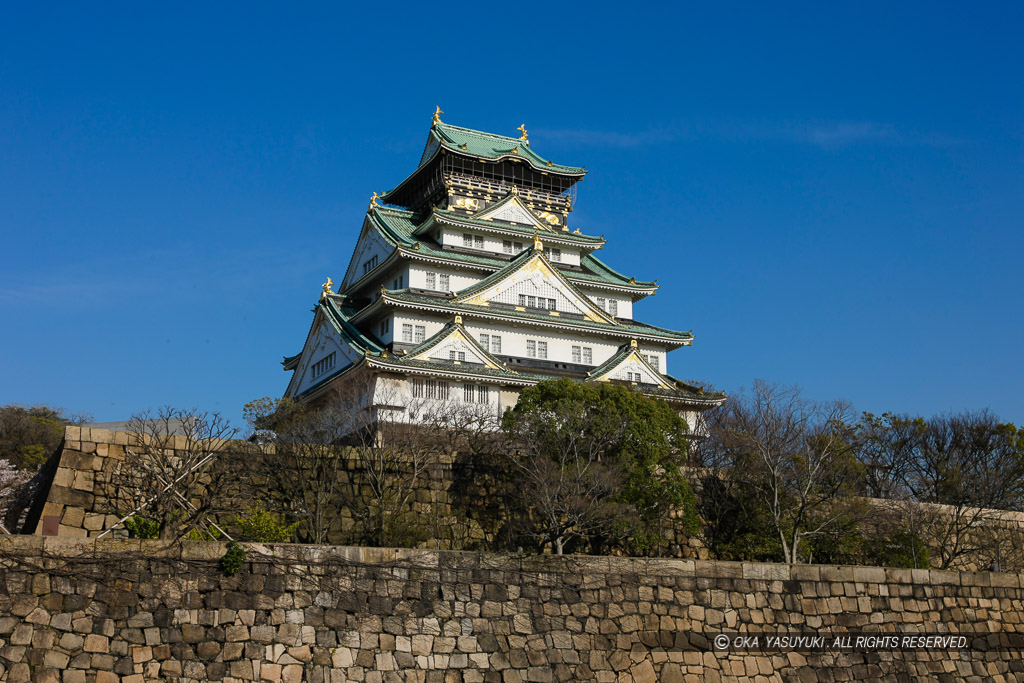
top-left (537, 341), bottom-right (547, 359)
top-left (545, 298), bottom-right (557, 310)
top-left (449, 350), bottom-right (466, 362)
top-left (311, 352), bottom-right (336, 378)
top-left (479, 334), bottom-right (490, 352)
top-left (464, 384), bottom-right (475, 401)
top-left (402, 324), bottom-right (412, 343)
top-left (474, 235), bottom-right (484, 249)
top-left (583, 347), bottom-right (592, 364)
top-left (478, 386), bottom-right (489, 403)
top-left (503, 240), bottom-right (513, 254)
top-left (491, 335), bottom-right (501, 353)
top-left (426, 272), bottom-right (436, 290)
top-left (362, 255), bottom-right (378, 274)
top-left (438, 381), bottom-right (450, 400)
top-left (572, 346), bottom-right (581, 363)
top-left (545, 247), bottom-right (562, 262)
top-left (595, 296), bottom-right (606, 310)
top-left (514, 241), bottom-right (523, 251)
top-left (608, 299), bottom-right (618, 316)
top-left (412, 378), bottom-right (424, 398)
top-left (440, 274), bottom-right (449, 291)
top-left (463, 233), bottom-right (473, 248)
top-left (527, 295), bottom-right (536, 308)
top-left (526, 340), bottom-right (536, 357)
top-left (518, 294), bottom-right (526, 307)
top-left (414, 325), bottom-right (425, 343)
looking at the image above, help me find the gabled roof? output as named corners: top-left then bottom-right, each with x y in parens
top-left (362, 206), bottom-right (657, 297)
top-left (371, 289), bottom-right (693, 347)
top-left (381, 120), bottom-right (585, 208)
top-left (402, 318), bottom-right (511, 371)
top-left (428, 122), bottom-right (585, 176)
top-left (452, 247), bottom-right (620, 326)
top-left (587, 341), bottom-right (727, 406)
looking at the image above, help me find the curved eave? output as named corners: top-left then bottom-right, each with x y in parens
top-left (373, 293), bottom-right (693, 349)
top-left (365, 357), bottom-right (536, 386)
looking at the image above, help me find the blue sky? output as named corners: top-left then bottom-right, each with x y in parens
top-left (1, 2), bottom-right (1021, 428)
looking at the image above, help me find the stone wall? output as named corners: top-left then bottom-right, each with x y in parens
top-left (27, 427), bottom-right (702, 556)
top-left (0, 536), bottom-right (1022, 682)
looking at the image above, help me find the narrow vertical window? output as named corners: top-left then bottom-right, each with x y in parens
top-left (463, 233), bottom-right (473, 247)
top-left (503, 240), bottom-right (513, 254)
top-left (518, 294), bottom-right (526, 307)
top-left (440, 274), bottom-right (449, 291)
top-left (402, 324), bottom-right (412, 343)
top-left (412, 379), bottom-right (424, 398)
top-left (596, 297), bottom-right (606, 310)
top-left (514, 241), bottom-right (523, 251)
top-left (649, 355), bottom-right (659, 371)
top-left (479, 334), bottom-right (490, 352)
top-left (478, 386), bottom-right (489, 403)
top-left (439, 382), bottom-right (450, 400)
top-left (426, 272), bottom-right (436, 290)
top-left (464, 384), bottom-right (474, 401)
top-left (572, 346), bottom-right (581, 363)
top-left (474, 235), bottom-right (484, 249)
top-left (491, 335), bottom-right (501, 354)
top-left (526, 340), bottom-right (536, 357)
top-left (537, 341), bottom-right (547, 359)
top-left (414, 325), bottom-right (425, 343)
top-left (527, 295), bottom-right (536, 308)
top-left (608, 299), bottom-right (618, 316)
top-left (583, 347), bottom-right (592, 364)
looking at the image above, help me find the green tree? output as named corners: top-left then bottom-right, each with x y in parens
top-left (503, 379), bottom-right (697, 556)
top-left (0, 404), bottom-right (88, 471)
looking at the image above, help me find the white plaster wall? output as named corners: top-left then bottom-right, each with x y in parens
top-left (461, 321), bottom-right (621, 368)
top-left (438, 227), bottom-right (580, 266)
top-left (408, 263), bottom-right (482, 294)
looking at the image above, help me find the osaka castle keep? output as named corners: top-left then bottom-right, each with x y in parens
top-left (282, 110), bottom-right (725, 433)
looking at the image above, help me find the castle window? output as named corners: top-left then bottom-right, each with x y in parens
top-left (479, 333), bottom-right (489, 351)
top-left (595, 296), bottom-right (606, 310)
top-left (414, 325), bottom-right (425, 343)
top-left (491, 335), bottom-right (501, 353)
top-left (608, 299), bottom-right (618, 317)
top-left (583, 347), bottom-right (592, 364)
top-left (449, 350), bottom-right (466, 362)
top-left (440, 274), bottom-right (449, 291)
top-left (474, 235), bottom-right (484, 249)
top-left (362, 255), bottom-right (378, 275)
top-left (463, 233), bottom-right (473, 248)
top-left (537, 341), bottom-right (548, 359)
top-left (311, 352), bottom-right (336, 379)
top-left (426, 272), bottom-right (436, 290)
top-left (572, 346), bottom-right (581, 363)
top-left (478, 386), bottom-right (489, 403)
top-left (503, 240), bottom-right (513, 254)
top-left (526, 340), bottom-right (536, 357)
top-left (545, 247), bottom-right (562, 262)
top-left (644, 354), bottom-right (660, 371)
top-left (402, 324), bottom-right (412, 343)
top-left (463, 384), bottom-right (474, 402)
top-left (412, 378), bottom-right (423, 398)
top-left (515, 241), bottom-right (523, 251)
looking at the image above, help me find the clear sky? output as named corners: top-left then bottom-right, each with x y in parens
top-left (1, 2), bottom-right (1021, 429)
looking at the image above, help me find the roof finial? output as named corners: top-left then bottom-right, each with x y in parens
top-left (533, 232), bottom-right (544, 252)
top-left (517, 124), bottom-right (528, 144)
top-left (433, 106), bottom-right (444, 125)
top-left (321, 277), bottom-right (335, 299)
top-left (370, 191), bottom-right (380, 209)
top-left (630, 339), bottom-right (638, 348)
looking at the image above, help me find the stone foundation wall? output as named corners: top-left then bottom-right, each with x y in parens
top-left (0, 536), bottom-right (1022, 682)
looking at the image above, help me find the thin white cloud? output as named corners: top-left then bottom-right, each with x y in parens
top-left (536, 120), bottom-right (963, 151)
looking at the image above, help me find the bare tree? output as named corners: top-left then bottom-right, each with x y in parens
top-left (105, 407), bottom-right (241, 540)
top-left (706, 381), bottom-right (864, 564)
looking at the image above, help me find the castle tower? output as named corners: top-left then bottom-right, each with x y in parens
top-left (282, 113), bottom-right (724, 433)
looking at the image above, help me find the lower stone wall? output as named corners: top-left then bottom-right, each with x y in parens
top-left (0, 537), bottom-right (1022, 682)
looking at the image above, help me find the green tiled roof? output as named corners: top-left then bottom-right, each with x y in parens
top-left (381, 289), bottom-right (693, 344)
top-left (367, 207), bottom-right (657, 292)
top-left (429, 122), bottom-right (585, 176)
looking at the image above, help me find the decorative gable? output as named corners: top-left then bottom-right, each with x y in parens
top-left (590, 343), bottom-right (675, 390)
top-left (454, 251), bottom-right (619, 325)
top-left (473, 195), bottom-right (549, 230)
top-left (286, 314), bottom-right (361, 397)
top-left (341, 219), bottom-right (392, 290)
top-left (405, 320), bottom-right (506, 371)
